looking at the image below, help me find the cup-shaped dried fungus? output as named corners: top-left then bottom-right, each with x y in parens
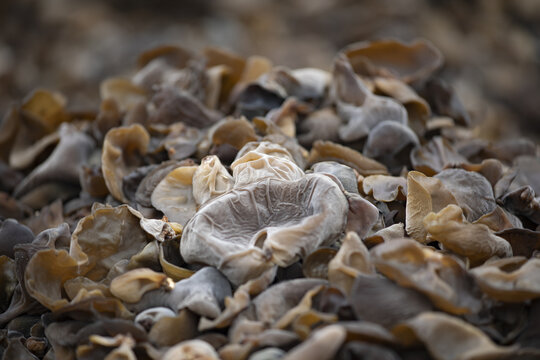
top-left (102, 124), bottom-right (150, 202)
top-left (181, 174), bottom-right (348, 285)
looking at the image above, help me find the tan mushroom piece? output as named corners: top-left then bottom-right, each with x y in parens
top-left (281, 324), bottom-right (346, 360)
top-left (371, 239), bottom-right (482, 314)
top-left (405, 171), bottom-right (458, 243)
top-left (100, 78), bottom-right (147, 113)
top-left (362, 175), bottom-right (407, 202)
top-left (231, 141), bottom-right (304, 188)
top-left (343, 38), bottom-right (443, 84)
top-left (192, 155), bottom-right (234, 206)
top-left (328, 231), bottom-right (374, 295)
top-left (471, 257), bottom-right (540, 302)
top-left (162, 339), bottom-right (219, 360)
top-left (392, 312), bottom-right (516, 360)
top-left (424, 204), bottom-right (512, 266)
top-left (151, 166), bottom-right (198, 226)
top-left (102, 124), bottom-right (150, 202)
top-left (110, 268), bottom-right (171, 303)
top-left (181, 174), bottom-right (348, 285)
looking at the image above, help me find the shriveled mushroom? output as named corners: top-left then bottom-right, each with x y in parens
top-left (110, 268), bottom-right (171, 303)
top-left (162, 339), bottom-right (219, 360)
top-left (362, 175), bottom-right (407, 202)
top-left (192, 155), bottom-right (234, 206)
top-left (181, 174), bottom-right (348, 285)
top-left (231, 141), bottom-right (304, 188)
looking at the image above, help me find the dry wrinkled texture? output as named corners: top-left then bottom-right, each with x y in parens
top-left (150, 166), bottom-right (198, 226)
top-left (181, 174), bottom-right (348, 285)
top-left (371, 239), bottom-right (482, 314)
top-left (192, 155), bottom-right (234, 206)
top-left (471, 257), bottom-right (540, 302)
top-left (231, 142), bottom-right (304, 188)
top-left (424, 205), bottom-right (512, 266)
top-left (102, 124), bottom-right (150, 202)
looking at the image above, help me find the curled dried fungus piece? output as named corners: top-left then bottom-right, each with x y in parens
top-left (362, 175), bottom-right (407, 202)
top-left (471, 257), bottom-right (540, 302)
top-left (371, 239), bottom-right (482, 314)
top-left (102, 124), bottom-right (150, 202)
top-left (193, 155), bottom-right (234, 206)
top-left (181, 174), bottom-right (348, 285)
top-left (424, 204), bottom-right (512, 266)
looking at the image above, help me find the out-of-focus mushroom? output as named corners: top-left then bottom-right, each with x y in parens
top-left (193, 155), bottom-right (234, 206)
top-left (471, 257), bottom-right (540, 302)
top-left (495, 228), bottom-right (540, 258)
top-left (100, 78), bottom-right (147, 113)
top-left (373, 77), bottom-right (431, 135)
top-left (181, 174), bottom-right (348, 285)
top-left (371, 239), bottom-right (482, 314)
top-left (281, 324), bottom-right (346, 360)
top-left (363, 121), bottom-right (419, 174)
top-left (308, 140), bottom-right (387, 176)
top-left (150, 165), bottom-right (198, 226)
top-left (362, 175), bottom-right (407, 202)
top-left (410, 136), bottom-right (468, 176)
top-left (332, 55), bottom-right (407, 142)
top-left (147, 308), bottom-right (199, 346)
top-left (102, 124), bottom-right (150, 203)
top-left (135, 160), bottom-right (188, 208)
top-left (392, 312), bottom-right (516, 360)
top-left (149, 86), bottom-right (222, 128)
top-left (343, 39), bottom-right (443, 84)
top-left (211, 117), bottom-right (258, 150)
top-left (162, 339), bottom-right (219, 360)
top-left (434, 168), bottom-right (497, 222)
top-left (311, 161), bottom-right (358, 194)
top-left (424, 205), bottom-right (512, 266)
top-left (0, 219), bottom-right (34, 258)
top-left (14, 124), bottom-right (95, 199)
top-left (302, 248), bottom-right (337, 280)
top-left (349, 274), bottom-right (433, 328)
top-left (297, 108), bottom-right (341, 148)
top-left (328, 232), bottom-right (374, 295)
top-left (110, 268), bottom-right (171, 303)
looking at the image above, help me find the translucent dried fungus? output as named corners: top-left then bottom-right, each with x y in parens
top-left (181, 174), bottom-right (348, 285)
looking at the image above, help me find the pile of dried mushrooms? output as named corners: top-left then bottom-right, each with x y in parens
top-left (1, 40), bottom-right (539, 360)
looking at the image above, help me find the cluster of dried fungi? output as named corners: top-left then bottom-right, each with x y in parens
top-left (0, 40), bottom-right (539, 360)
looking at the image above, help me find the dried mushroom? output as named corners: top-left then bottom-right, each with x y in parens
top-left (333, 55), bottom-right (408, 142)
top-left (150, 165), bottom-right (198, 226)
top-left (343, 39), bottom-right (443, 84)
top-left (471, 257), bottom-right (540, 302)
top-left (2, 35), bottom-right (540, 360)
top-left (424, 204), bottom-right (512, 266)
top-left (181, 174), bottom-right (348, 285)
top-left (102, 124), bottom-right (150, 202)
top-left (371, 239), bottom-right (482, 314)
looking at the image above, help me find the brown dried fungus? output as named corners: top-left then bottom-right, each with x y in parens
top-left (0, 37), bottom-right (539, 360)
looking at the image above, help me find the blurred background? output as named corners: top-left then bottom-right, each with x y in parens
top-left (1, 0), bottom-right (539, 140)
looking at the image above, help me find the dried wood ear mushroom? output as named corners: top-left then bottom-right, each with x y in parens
top-left (1, 36), bottom-right (540, 360)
